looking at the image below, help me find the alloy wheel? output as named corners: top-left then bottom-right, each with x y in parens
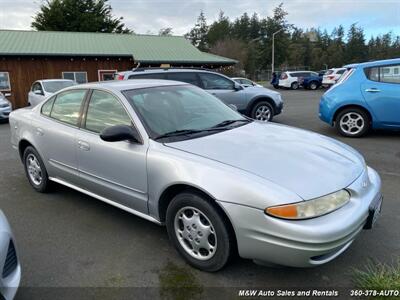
top-left (174, 206), bottom-right (217, 261)
top-left (255, 105), bottom-right (271, 122)
top-left (27, 153), bottom-right (42, 186)
top-left (339, 112), bottom-right (365, 135)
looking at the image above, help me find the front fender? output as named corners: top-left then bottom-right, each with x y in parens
top-left (146, 141), bottom-right (302, 220)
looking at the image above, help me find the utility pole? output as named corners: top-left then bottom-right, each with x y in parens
top-left (272, 28), bottom-right (284, 74)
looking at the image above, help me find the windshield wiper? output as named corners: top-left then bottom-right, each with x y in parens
top-left (210, 119), bottom-right (251, 128)
top-left (154, 128), bottom-right (227, 140)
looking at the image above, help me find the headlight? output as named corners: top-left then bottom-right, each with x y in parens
top-left (265, 190), bottom-right (350, 220)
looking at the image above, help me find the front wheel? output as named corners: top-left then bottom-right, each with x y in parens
top-left (335, 108), bottom-right (370, 137)
top-left (250, 101), bottom-right (274, 122)
top-left (166, 192), bottom-right (234, 272)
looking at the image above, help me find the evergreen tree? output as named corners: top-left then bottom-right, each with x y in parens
top-left (185, 11), bottom-right (209, 51)
top-left (32, 0), bottom-right (131, 33)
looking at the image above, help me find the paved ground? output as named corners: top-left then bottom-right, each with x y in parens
top-left (0, 87), bottom-right (399, 299)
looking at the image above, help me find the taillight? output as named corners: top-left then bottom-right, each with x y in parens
top-left (280, 73), bottom-right (288, 80)
top-left (337, 69), bottom-right (354, 84)
top-left (116, 74), bottom-right (124, 80)
top-left (328, 75), bottom-right (335, 80)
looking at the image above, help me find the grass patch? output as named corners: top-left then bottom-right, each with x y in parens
top-left (159, 261), bottom-right (203, 300)
top-left (352, 259), bottom-right (400, 299)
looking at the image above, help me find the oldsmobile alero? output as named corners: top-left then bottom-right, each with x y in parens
top-left (9, 80), bottom-right (382, 271)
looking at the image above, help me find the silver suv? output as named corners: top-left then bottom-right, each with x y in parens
top-left (115, 69), bottom-right (283, 122)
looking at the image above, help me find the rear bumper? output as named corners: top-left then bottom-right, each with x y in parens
top-left (218, 167), bottom-right (381, 267)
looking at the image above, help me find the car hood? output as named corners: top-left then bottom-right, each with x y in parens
top-left (166, 122), bottom-right (364, 200)
top-left (244, 86), bottom-right (280, 97)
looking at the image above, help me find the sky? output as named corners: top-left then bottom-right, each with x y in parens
top-left (0, 0), bottom-right (399, 39)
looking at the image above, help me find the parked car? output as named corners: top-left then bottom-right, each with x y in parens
top-left (322, 68), bottom-right (346, 87)
top-left (10, 80), bottom-right (382, 271)
top-left (0, 210), bottom-right (21, 300)
top-left (115, 68), bottom-right (283, 122)
top-left (319, 58), bottom-right (400, 137)
top-left (279, 71), bottom-right (319, 90)
top-left (232, 77), bottom-right (263, 88)
top-left (300, 73), bottom-right (323, 90)
top-left (318, 70), bottom-right (328, 77)
top-left (28, 79), bottom-right (76, 107)
top-left (0, 92), bottom-right (12, 121)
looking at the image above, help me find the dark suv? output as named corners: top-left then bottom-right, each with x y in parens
top-left (115, 69), bottom-right (283, 122)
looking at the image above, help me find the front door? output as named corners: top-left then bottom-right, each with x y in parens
top-left (362, 64), bottom-right (400, 126)
top-left (198, 73), bottom-right (245, 110)
top-left (77, 89), bottom-right (148, 213)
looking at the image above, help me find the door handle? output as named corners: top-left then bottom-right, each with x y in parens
top-left (36, 128), bottom-right (44, 136)
top-left (365, 88), bottom-right (381, 93)
top-left (77, 140), bottom-right (90, 151)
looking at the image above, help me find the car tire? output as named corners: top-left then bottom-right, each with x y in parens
top-left (23, 146), bottom-right (51, 192)
top-left (309, 82), bottom-right (318, 90)
top-left (166, 191), bottom-right (234, 272)
top-left (250, 101), bottom-right (274, 122)
top-left (273, 85), bottom-right (279, 89)
top-left (291, 82), bottom-right (299, 90)
top-left (335, 108), bottom-right (370, 138)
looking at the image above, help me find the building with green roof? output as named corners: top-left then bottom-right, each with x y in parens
top-left (0, 30), bottom-right (236, 107)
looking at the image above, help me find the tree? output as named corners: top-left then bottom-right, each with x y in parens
top-left (185, 11), bottom-right (209, 51)
top-left (159, 27), bottom-right (173, 36)
top-left (207, 11), bottom-right (231, 47)
top-left (32, 0), bottom-right (131, 33)
top-left (346, 23), bottom-right (367, 63)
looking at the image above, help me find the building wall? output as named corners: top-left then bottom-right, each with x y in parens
top-left (0, 56), bottom-right (134, 108)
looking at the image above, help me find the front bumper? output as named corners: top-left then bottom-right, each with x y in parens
top-left (0, 106), bottom-right (12, 120)
top-left (218, 166), bottom-right (381, 267)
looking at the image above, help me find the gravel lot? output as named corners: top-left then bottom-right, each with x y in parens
top-left (0, 87), bottom-right (399, 299)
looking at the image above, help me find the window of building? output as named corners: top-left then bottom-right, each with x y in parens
top-left (98, 70), bottom-right (117, 81)
top-left (0, 72), bottom-right (11, 91)
top-left (62, 72), bottom-right (88, 84)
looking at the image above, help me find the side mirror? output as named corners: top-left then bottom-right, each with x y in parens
top-left (33, 90), bottom-right (44, 96)
top-left (234, 82), bottom-right (243, 91)
top-left (100, 125), bottom-right (141, 143)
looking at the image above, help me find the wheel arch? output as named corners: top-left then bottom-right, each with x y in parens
top-left (247, 96), bottom-right (276, 116)
top-left (18, 139), bottom-right (34, 161)
top-left (157, 183), bottom-right (238, 251)
top-left (332, 104), bottom-right (373, 126)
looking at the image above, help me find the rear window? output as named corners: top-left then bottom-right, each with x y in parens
top-left (128, 73), bottom-right (167, 80)
top-left (325, 70), bottom-right (334, 75)
top-left (336, 69), bottom-right (346, 75)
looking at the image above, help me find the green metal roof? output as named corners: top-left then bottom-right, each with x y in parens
top-left (0, 30), bottom-right (236, 65)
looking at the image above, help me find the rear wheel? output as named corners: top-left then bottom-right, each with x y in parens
top-left (166, 192), bottom-right (233, 272)
top-left (335, 108), bottom-right (370, 137)
top-left (309, 81), bottom-right (318, 90)
top-left (23, 146), bottom-right (50, 192)
top-left (250, 101), bottom-right (274, 122)
top-left (291, 82), bottom-right (299, 90)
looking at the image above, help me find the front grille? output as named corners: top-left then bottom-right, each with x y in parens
top-left (2, 240), bottom-right (17, 278)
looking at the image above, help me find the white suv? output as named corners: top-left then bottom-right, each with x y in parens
top-left (322, 68), bottom-right (346, 86)
top-left (278, 71), bottom-right (318, 90)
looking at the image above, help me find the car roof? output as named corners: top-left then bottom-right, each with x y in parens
top-left (120, 68), bottom-right (219, 75)
top-left (69, 79), bottom-right (189, 92)
top-left (38, 79), bottom-right (75, 83)
top-left (344, 58), bottom-right (400, 69)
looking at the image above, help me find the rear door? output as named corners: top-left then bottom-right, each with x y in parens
top-left (361, 64), bottom-right (400, 125)
top-left (198, 72), bottom-right (244, 108)
top-left (34, 89), bottom-right (88, 184)
top-left (77, 89), bottom-right (149, 213)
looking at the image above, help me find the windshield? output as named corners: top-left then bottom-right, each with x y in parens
top-left (123, 85), bottom-right (248, 141)
top-left (43, 81), bottom-right (75, 93)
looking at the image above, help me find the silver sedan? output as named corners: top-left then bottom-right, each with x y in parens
top-left (9, 80), bottom-right (382, 271)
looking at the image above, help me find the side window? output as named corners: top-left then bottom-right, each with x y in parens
top-left (381, 65), bottom-right (400, 84)
top-left (365, 65), bottom-right (400, 84)
top-left (128, 73), bottom-right (167, 80)
top-left (337, 69), bottom-right (346, 75)
top-left (50, 90), bottom-right (86, 126)
top-left (85, 90), bottom-right (132, 133)
top-left (41, 96), bottom-right (55, 116)
top-left (199, 73), bottom-right (234, 90)
top-left (166, 72), bottom-right (201, 87)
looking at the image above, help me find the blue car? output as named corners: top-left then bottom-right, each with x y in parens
top-left (319, 58), bottom-right (400, 137)
top-left (300, 73), bottom-right (322, 90)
